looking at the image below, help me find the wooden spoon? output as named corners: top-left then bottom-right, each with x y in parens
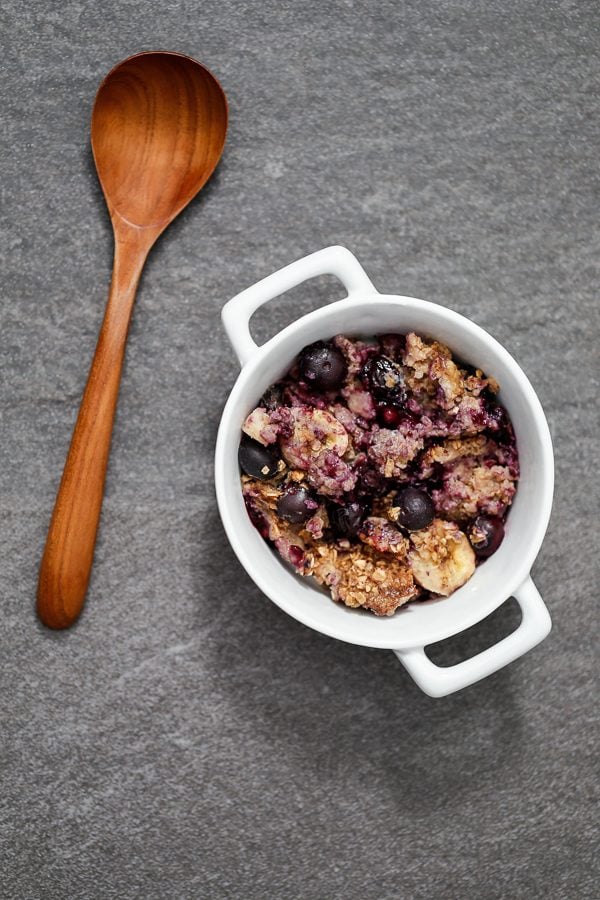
top-left (37, 51), bottom-right (228, 629)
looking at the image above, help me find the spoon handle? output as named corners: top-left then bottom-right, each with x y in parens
top-left (37, 224), bottom-right (156, 628)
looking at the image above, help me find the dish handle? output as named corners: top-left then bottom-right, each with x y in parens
top-left (394, 577), bottom-right (551, 698)
top-left (221, 246), bottom-right (375, 366)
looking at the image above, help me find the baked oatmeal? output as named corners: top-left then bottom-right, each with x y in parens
top-left (239, 332), bottom-right (519, 616)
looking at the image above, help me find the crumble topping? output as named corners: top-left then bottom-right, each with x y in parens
top-left (312, 544), bottom-right (420, 617)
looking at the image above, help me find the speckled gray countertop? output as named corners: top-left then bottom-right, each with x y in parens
top-left (1, 2), bottom-right (598, 898)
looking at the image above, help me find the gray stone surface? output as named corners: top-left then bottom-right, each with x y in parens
top-left (1, 1), bottom-right (598, 897)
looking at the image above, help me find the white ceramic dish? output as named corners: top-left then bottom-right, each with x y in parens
top-left (215, 246), bottom-right (553, 697)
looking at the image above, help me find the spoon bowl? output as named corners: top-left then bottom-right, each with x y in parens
top-left (92, 52), bottom-right (227, 228)
top-left (38, 51), bottom-right (227, 629)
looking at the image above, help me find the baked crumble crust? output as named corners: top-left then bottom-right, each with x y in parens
top-left (239, 331), bottom-right (518, 615)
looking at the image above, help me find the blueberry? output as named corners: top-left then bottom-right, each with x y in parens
top-left (376, 404), bottom-right (418, 429)
top-left (328, 501), bottom-right (367, 539)
top-left (485, 401), bottom-right (509, 431)
top-left (485, 401), bottom-right (513, 444)
top-left (238, 435), bottom-right (280, 480)
top-left (361, 355), bottom-right (406, 404)
top-left (376, 404), bottom-right (403, 428)
top-left (259, 383), bottom-right (285, 411)
top-left (245, 500), bottom-right (270, 538)
top-left (469, 516), bottom-right (505, 558)
top-left (276, 486), bottom-right (318, 524)
top-left (298, 341), bottom-right (347, 392)
top-left (392, 486), bottom-right (435, 531)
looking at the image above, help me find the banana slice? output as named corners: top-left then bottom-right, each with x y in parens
top-left (242, 407), bottom-right (279, 445)
top-left (409, 518), bottom-right (475, 596)
top-left (280, 407), bottom-right (349, 469)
